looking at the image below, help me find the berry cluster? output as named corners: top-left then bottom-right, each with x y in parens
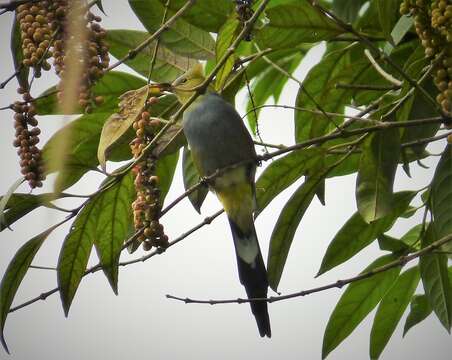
top-left (16, 2), bottom-right (54, 77)
top-left (12, 89), bottom-right (45, 189)
top-left (53, 3), bottom-right (110, 113)
top-left (431, 0), bottom-right (452, 41)
top-left (400, 0), bottom-right (452, 116)
top-left (130, 99), bottom-right (168, 251)
top-left (15, 0), bottom-right (109, 113)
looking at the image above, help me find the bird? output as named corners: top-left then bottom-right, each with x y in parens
top-left (171, 64), bottom-right (271, 337)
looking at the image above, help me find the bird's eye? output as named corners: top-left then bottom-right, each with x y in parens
top-left (180, 78), bottom-right (188, 84)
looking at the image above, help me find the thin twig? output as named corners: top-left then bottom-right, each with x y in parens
top-left (106, 0), bottom-right (195, 73)
top-left (310, 1), bottom-right (444, 116)
top-left (335, 83), bottom-right (400, 91)
top-left (166, 233), bottom-right (452, 305)
top-left (29, 265), bottom-right (57, 271)
top-left (8, 209), bottom-right (224, 313)
top-left (402, 131), bottom-right (452, 149)
top-left (254, 43), bottom-right (340, 130)
top-left (0, 68), bottom-right (21, 90)
top-left (364, 49), bottom-right (402, 87)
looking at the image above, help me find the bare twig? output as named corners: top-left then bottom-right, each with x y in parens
top-left (166, 233), bottom-right (452, 305)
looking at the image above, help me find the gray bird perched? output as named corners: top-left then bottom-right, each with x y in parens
top-left (171, 64), bottom-right (271, 337)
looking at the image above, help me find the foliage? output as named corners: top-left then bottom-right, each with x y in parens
top-left (0, 0), bottom-right (451, 358)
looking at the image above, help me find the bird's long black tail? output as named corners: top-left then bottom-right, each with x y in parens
top-left (228, 217), bottom-right (271, 337)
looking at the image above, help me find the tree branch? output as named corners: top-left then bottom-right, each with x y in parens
top-left (8, 209), bottom-right (224, 313)
top-left (166, 233), bottom-right (452, 305)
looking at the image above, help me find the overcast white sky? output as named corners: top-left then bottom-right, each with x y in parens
top-left (0, 1), bottom-right (451, 360)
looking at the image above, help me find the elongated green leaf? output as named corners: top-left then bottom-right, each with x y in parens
top-left (430, 145), bottom-right (452, 253)
top-left (332, 0), bottom-right (367, 22)
top-left (389, 15), bottom-right (414, 48)
top-left (182, 147), bottom-right (208, 213)
top-left (42, 113), bottom-right (114, 192)
top-left (107, 30), bottom-right (198, 82)
top-left (377, 234), bottom-right (410, 253)
top-left (246, 49), bottom-right (304, 133)
top-left (400, 224), bottom-right (424, 249)
top-left (0, 226), bottom-right (55, 353)
top-left (36, 71), bottom-right (147, 115)
top-left (294, 44), bottom-right (372, 142)
top-left (403, 295), bottom-right (432, 336)
top-left (0, 178), bottom-right (25, 231)
top-left (214, 17), bottom-right (240, 91)
top-left (377, 0), bottom-right (402, 43)
top-left (267, 156), bottom-right (326, 290)
top-left (370, 266), bottom-right (420, 359)
top-left (400, 80), bottom-right (440, 159)
top-left (94, 172), bottom-right (135, 293)
top-left (0, 193), bottom-right (70, 232)
top-left (129, 0), bottom-right (215, 59)
top-left (156, 0), bottom-right (231, 32)
top-left (356, 128), bottom-right (400, 223)
top-left (322, 254), bottom-right (401, 359)
top-left (419, 224), bottom-right (452, 332)
top-left (10, 18), bottom-right (28, 89)
top-left (255, 148), bottom-right (325, 216)
top-left (318, 191), bottom-right (415, 276)
top-left (156, 151), bottom-right (180, 206)
top-left (256, 0), bottom-right (344, 48)
top-left (58, 197), bottom-right (101, 316)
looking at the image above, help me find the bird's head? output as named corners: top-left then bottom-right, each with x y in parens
top-left (171, 63), bottom-right (206, 104)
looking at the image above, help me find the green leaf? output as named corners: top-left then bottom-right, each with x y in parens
top-left (246, 49), bottom-right (304, 133)
top-left (128, 0), bottom-right (215, 59)
top-left (430, 145), bottom-right (452, 253)
top-left (0, 178), bottom-right (25, 231)
top-left (256, 0), bottom-right (344, 48)
top-left (377, 234), bottom-right (410, 253)
top-left (294, 44), bottom-right (376, 142)
top-left (182, 147), bottom-right (208, 213)
top-left (322, 254), bottom-right (401, 359)
top-left (332, 0), bottom-right (367, 22)
top-left (318, 191), bottom-right (415, 276)
top-left (93, 172), bottom-right (136, 294)
top-left (35, 71), bottom-right (147, 115)
top-left (0, 193), bottom-right (70, 232)
top-left (389, 15), bottom-right (413, 48)
top-left (267, 155), bottom-right (326, 290)
top-left (256, 148), bottom-right (325, 217)
top-left (419, 224), bottom-right (452, 331)
top-left (403, 295), bottom-right (432, 336)
top-left (356, 128), bottom-right (400, 223)
top-left (106, 29), bottom-right (199, 82)
top-left (155, 0), bottom-right (232, 33)
top-left (370, 266), bottom-right (420, 359)
top-left (10, 18), bottom-right (28, 89)
top-left (0, 226), bottom-right (55, 353)
top-left (377, 0), bottom-right (402, 43)
top-left (400, 80), bottom-right (440, 158)
top-left (156, 151), bottom-right (180, 206)
top-left (400, 224), bottom-right (424, 249)
top-left (42, 113), bottom-right (115, 192)
top-left (214, 17), bottom-right (240, 91)
top-left (58, 197), bottom-right (102, 316)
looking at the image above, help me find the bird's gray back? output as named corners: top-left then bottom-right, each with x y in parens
top-left (182, 93), bottom-right (256, 176)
